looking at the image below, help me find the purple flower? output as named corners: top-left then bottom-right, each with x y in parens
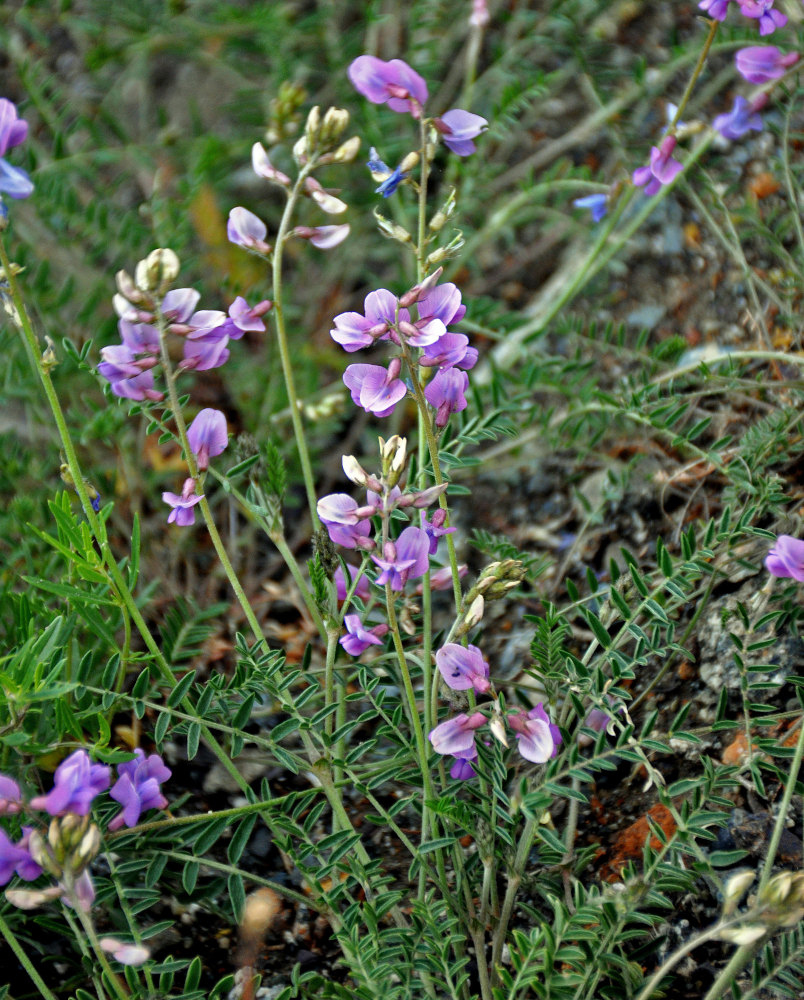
top-left (418, 282), bottom-right (466, 328)
top-left (371, 526), bottom-right (431, 590)
top-left (28, 749), bottom-right (110, 816)
top-left (108, 749), bottom-right (171, 830)
top-left (179, 328), bottom-right (230, 371)
top-left (765, 535), bottom-right (804, 581)
top-left (331, 288), bottom-right (400, 352)
top-left (713, 95), bottom-right (764, 139)
top-left (161, 288), bottom-right (201, 323)
top-left (737, 0), bottom-right (787, 35)
top-left (339, 614), bottom-right (389, 656)
top-left (632, 135), bottom-right (684, 196)
top-left (318, 494), bottom-right (374, 550)
top-left (252, 142), bottom-right (291, 185)
top-left (186, 408), bottom-right (228, 470)
top-left (420, 332), bottom-right (478, 371)
top-left (227, 296), bottom-right (272, 336)
top-left (436, 110), bottom-right (488, 157)
top-left (573, 193), bottom-right (608, 222)
top-left (421, 509), bottom-right (455, 553)
top-left (0, 99), bottom-right (33, 199)
top-left (436, 643), bottom-right (491, 694)
top-left (429, 712), bottom-right (486, 756)
top-left (335, 564), bottom-right (371, 602)
top-left (162, 477), bottom-right (204, 527)
top-left (424, 368), bottom-right (470, 427)
top-left (450, 745), bottom-right (478, 780)
top-left (735, 46), bottom-right (799, 83)
top-left (348, 56), bottom-right (428, 117)
top-left (344, 360), bottom-right (407, 418)
top-left (0, 775), bottom-right (24, 815)
top-left (0, 828), bottom-right (41, 884)
top-left (118, 320), bottom-right (160, 356)
top-left (508, 703), bottom-right (561, 763)
top-left (698, 0), bottom-right (731, 18)
top-left (98, 345), bottom-right (163, 402)
top-left (227, 207), bottom-right (272, 254)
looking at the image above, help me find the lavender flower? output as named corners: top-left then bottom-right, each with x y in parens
top-left (335, 564), bottom-right (371, 602)
top-left (573, 193), bottom-right (608, 222)
top-left (435, 110), bottom-right (488, 157)
top-left (28, 750), bottom-right (110, 816)
top-left (162, 478), bottom-right (203, 527)
top-left (348, 56), bottom-right (428, 117)
top-left (108, 749), bottom-right (171, 830)
top-left (436, 643), bottom-right (491, 694)
top-left (0, 828), bottom-right (42, 884)
top-left (0, 776), bottom-right (24, 815)
top-left (339, 614), bottom-right (389, 656)
top-left (424, 368), bottom-right (470, 427)
top-left (186, 408), bottom-right (228, 470)
top-left (508, 704), bottom-right (561, 763)
top-left (419, 332), bottom-right (478, 371)
top-left (100, 938), bottom-right (150, 967)
top-left (450, 746), bottom-right (478, 780)
top-left (765, 535), bottom-right (804, 582)
top-left (429, 712), bottom-right (486, 756)
top-left (371, 526), bottom-right (431, 590)
top-left (317, 493), bottom-right (374, 550)
top-left (421, 509), bottom-right (455, 553)
top-left (632, 135), bottom-right (683, 196)
top-left (220, 296), bottom-right (272, 339)
top-left (97, 346), bottom-right (163, 402)
top-left (179, 329), bottom-right (230, 372)
top-left (252, 142), bottom-right (291, 185)
top-left (737, 0), bottom-right (787, 35)
top-left (713, 95), bottom-right (764, 139)
top-left (227, 207), bottom-right (272, 254)
top-left (331, 289), bottom-right (399, 352)
top-left (343, 360), bottom-right (408, 418)
top-left (698, 0), bottom-right (731, 18)
top-left (0, 98), bottom-right (33, 199)
top-left (735, 46), bottom-right (799, 83)
top-left (293, 224), bottom-right (351, 248)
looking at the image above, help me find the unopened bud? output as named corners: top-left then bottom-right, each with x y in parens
top-left (29, 830), bottom-right (61, 878)
top-left (115, 269), bottom-right (152, 307)
top-left (379, 435), bottom-right (408, 487)
top-left (342, 454), bottom-right (371, 487)
top-left (398, 268), bottom-right (443, 308)
top-left (305, 105), bottom-right (321, 150)
top-left (73, 824), bottom-right (101, 869)
top-left (373, 208), bottom-right (411, 243)
top-left (429, 189), bottom-right (457, 232)
top-left (722, 870), bottom-right (756, 915)
top-left (333, 135), bottom-right (361, 163)
top-left (241, 887), bottom-right (282, 943)
top-left (41, 336), bottom-right (57, 372)
top-left (489, 703), bottom-right (509, 747)
top-left (135, 249), bottom-right (180, 294)
top-left (321, 107), bottom-right (350, 145)
top-left (293, 135), bottom-right (308, 165)
top-left (398, 151), bottom-right (419, 174)
top-left (410, 483), bottom-right (448, 508)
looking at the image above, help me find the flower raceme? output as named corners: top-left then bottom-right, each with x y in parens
top-left (29, 750), bottom-right (110, 817)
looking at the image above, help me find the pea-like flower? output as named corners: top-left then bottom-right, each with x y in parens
top-left (186, 408), bottom-right (228, 470)
top-left (508, 704), bottom-right (561, 763)
top-left (573, 193), bottom-right (608, 223)
top-left (632, 135), bottom-right (683, 196)
top-left (371, 526), bottom-right (431, 590)
top-left (436, 643), bottom-right (491, 694)
top-left (348, 56), bottom-right (428, 117)
top-left (429, 712), bottom-right (486, 756)
top-left (424, 368), bottom-right (470, 427)
top-left (108, 749), bottom-right (171, 830)
top-left (343, 360), bottom-right (408, 418)
top-left (737, 0), bottom-right (787, 35)
top-left (735, 46), bottom-right (799, 83)
top-left (162, 478), bottom-right (203, 527)
top-left (765, 535), bottom-right (804, 582)
top-left (28, 750), bottom-right (110, 817)
top-left (339, 614), bottom-right (389, 656)
top-left (435, 109), bottom-right (488, 157)
top-left (713, 95), bottom-right (764, 139)
top-left (698, 0), bottom-right (731, 19)
top-left (227, 207), bottom-right (272, 254)
top-left (0, 776), bottom-right (23, 815)
top-left (0, 98), bottom-right (33, 199)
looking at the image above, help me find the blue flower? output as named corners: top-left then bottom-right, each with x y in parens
top-left (367, 147), bottom-right (407, 198)
top-left (573, 193), bottom-right (608, 222)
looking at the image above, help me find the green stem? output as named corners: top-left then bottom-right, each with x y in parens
top-left (0, 910), bottom-right (60, 1000)
top-left (701, 940), bottom-right (763, 1000)
top-left (68, 890), bottom-right (130, 1000)
top-left (758, 702), bottom-right (804, 894)
top-left (0, 235), bottom-right (248, 798)
top-left (271, 165), bottom-right (321, 526)
top-left (490, 815), bottom-right (537, 979)
top-left (669, 18), bottom-right (719, 132)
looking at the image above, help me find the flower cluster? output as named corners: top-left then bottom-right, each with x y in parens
top-left (100, 249), bottom-right (242, 525)
top-left (0, 98), bottom-right (33, 200)
top-left (624, 0), bottom-right (799, 203)
top-left (0, 748), bottom-right (170, 942)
